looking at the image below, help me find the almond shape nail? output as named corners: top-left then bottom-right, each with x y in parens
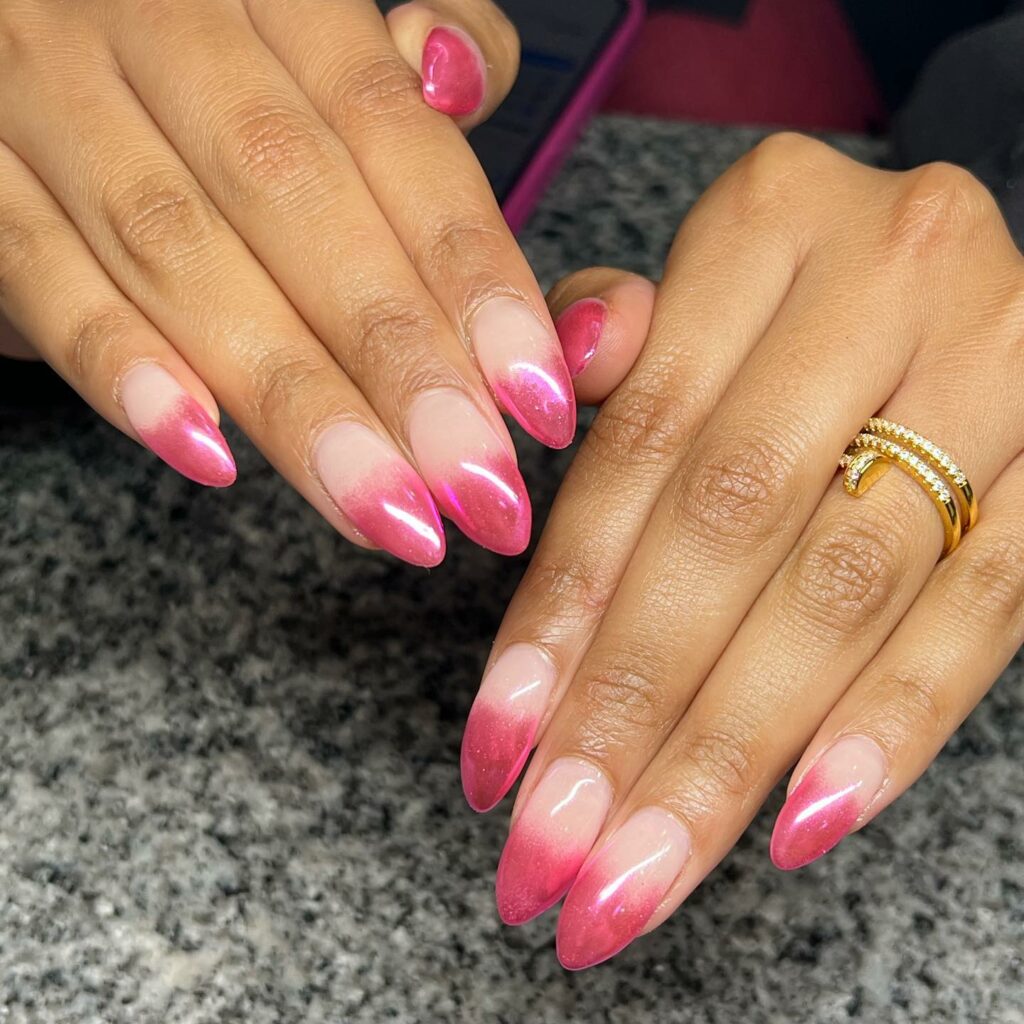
top-left (471, 297), bottom-right (577, 450)
top-left (408, 388), bottom-right (531, 555)
top-left (557, 807), bottom-right (691, 970)
top-left (496, 758), bottom-right (612, 925)
top-left (421, 26), bottom-right (486, 117)
top-left (120, 363), bottom-right (236, 487)
top-left (315, 421), bottom-right (445, 567)
top-left (461, 644), bottom-right (556, 812)
top-left (770, 735), bottom-right (887, 871)
top-left (555, 298), bottom-right (607, 378)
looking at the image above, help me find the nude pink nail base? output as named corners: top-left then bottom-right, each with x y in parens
top-left (471, 297), bottom-right (577, 450)
top-left (120, 363), bottom-right (236, 487)
top-left (555, 298), bottom-right (607, 378)
top-left (421, 26), bottom-right (486, 117)
top-left (496, 758), bottom-right (611, 925)
top-left (557, 807), bottom-right (691, 971)
top-left (461, 644), bottom-right (556, 812)
top-left (408, 388), bottom-right (531, 555)
top-left (315, 422), bottom-right (444, 568)
top-left (770, 735), bottom-right (888, 871)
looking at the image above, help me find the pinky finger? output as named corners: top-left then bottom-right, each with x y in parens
top-left (770, 452), bottom-right (1024, 870)
top-left (0, 141), bottom-right (235, 487)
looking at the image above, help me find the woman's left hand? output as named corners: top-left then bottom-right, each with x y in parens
top-left (461, 134), bottom-right (1024, 969)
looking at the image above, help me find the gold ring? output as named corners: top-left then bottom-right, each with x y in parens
top-left (838, 417), bottom-right (977, 558)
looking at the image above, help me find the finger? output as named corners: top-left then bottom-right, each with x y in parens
top-left (506, 160), bottom-right (1022, 945)
top-left (0, 139), bottom-right (234, 486)
top-left (385, 0), bottom-right (520, 125)
top-left (460, 135), bottom-right (825, 814)
top-left (3, 60), bottom-right (448, 566)
top-left (771, 451), bottom-right (1024, 870)
top-left (101, 2), bottom-right (530, 553)
top-left (548, 268), bottom-right (656, 405)
top-left (245, 0), bottom-right (574, 449)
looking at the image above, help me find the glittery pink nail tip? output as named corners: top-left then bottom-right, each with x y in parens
top-left (770, 735), bottom-right (887, 871)
top-left (421, 27), bottom-right (486, 117)
top-left (121, 364), bottom-right (236, 488)
top-left (555, 298), bottom-right (607, 378)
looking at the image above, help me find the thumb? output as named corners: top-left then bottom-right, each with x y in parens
top-left (549, 267), bottom-right (656, 407)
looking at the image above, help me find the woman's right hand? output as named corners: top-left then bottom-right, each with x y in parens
top-left (0, 0), bottom-right (574, 566)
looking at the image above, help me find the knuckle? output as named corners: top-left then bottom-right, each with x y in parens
top-left (525, 552), bottom-right (614, 624)
top-left (329, 52), bottom-right (422, 131)
top-left (729, 132), bottom-right (832, 213)
top-left (224, 100), bottom-right (327, 205)
top-left (679, 432), bottom-right (799, 549)
top-left (950, 529), bottom-right (1024, 628)
top-left (576, 659), bottom-right (669, 743)
top-left (343, 295), bottom-right (437, 384)
top-left (247, 346), bottom-right (326, 428)
top-left (786, 518), bottom-right (904, 641)
top-left (68, 306), bottom-right (134, 381)
top-left (674, 720), bottom-right (760, 811)
top-left (422, 219), bottom-right (506, 284)
top-left (104, 171), bottom-right (215, 278)
top-left (585, 380), bottom-right (693, 469)
top-left (0, 208), bottom-right (43, 297)
top-left (889, 162), bottom-right (998, 256)
top-left (871, 671), bottom-right (949, 739)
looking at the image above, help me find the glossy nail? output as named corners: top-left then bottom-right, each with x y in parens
top-left (770, 735), bottom-right (888, 871)
top-left (408, 388), bottom-right (530, 555)
top-left (461, 644), bottom-right (556, 812)
top-left (315, 421), bottom-right (444, 568)
top-left (421, 26), bottom-right (486, 117)
top-left (496, 758), bottom-right (612, 925)
top-left (555, 298), bottom-right (607, 378)
top-left (471, 297), bottom-right (577, 450)
top-left (120, 363), bottom-right (236, 487)
top-left (557, 807), bottom-right (691, 970)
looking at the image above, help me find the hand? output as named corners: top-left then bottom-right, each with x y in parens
top-left (462, 133), bottom-right (1024, 968)
top-left (0, 0), bottom-right (573, 565)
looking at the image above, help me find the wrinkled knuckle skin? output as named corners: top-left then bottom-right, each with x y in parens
top-left (575, 661), bottom-right (670, 746)
top-left (729, 131), bottom-right (832, 214)
top-left (0, 209), bottom-right (42, 299)
top-left (329, 53), bottom-right (422, 131)
top-left (68, 307), bottom-right (134, 382)
top-left (104, 172), bottom-right (216, 280)
top-left (679, 434), bottom-right (798, 549)
top-left (786, 520), bottom-right (904, 642)
top-left (952, 531), bottom-right (1024, 629)
top-left (225, 101), bottom-right (327, 206)
top-left (247, 348), bottom-right (327, 429)
top-left (872, 672), bottom-right (950, 740)
top-left (889, 162), bottom-right (998, 257)
top-left (421, 219), bottom-right (505, 288)
top-left (342, 296), bottom-right (438, 388)
top-left (525, 553), bottom-right (614, 624)
top-left (586, 383), bottom-right (692, 470)
top-left (672, 722), bottom-right (760, 815)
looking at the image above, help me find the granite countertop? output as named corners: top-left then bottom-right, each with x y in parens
top-left (0, 116), bottom-right (1021, 1024)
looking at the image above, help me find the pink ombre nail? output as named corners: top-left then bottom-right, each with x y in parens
top-left (470, 297), bottom-right (577, 450)
top-left (461, 644), bottom-right (556, 812)
top-left (496, 758), bottom-right (611, 925)
top-left (421, 26), bottom-right (486, 117)
top-left (120, 363), bottom-right (236, 487)
top-left (408, 388), bottom-right (531, 555)
top-left (315, 421), bottom-right (444, 568)
top-left (555, 298), bottom-right (607, 378)
top-left (557, 807), bottom-right (691, 971)
top-left (770, 735), bottom-right (888, 871)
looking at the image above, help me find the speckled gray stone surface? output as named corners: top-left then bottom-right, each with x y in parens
top-left (1, 117), bottom-right (1022, 1024)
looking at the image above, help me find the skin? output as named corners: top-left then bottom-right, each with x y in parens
top-left (0, 0), bottom-right (576, 563)
top-left (472, 134), bottom-right (1024, 968)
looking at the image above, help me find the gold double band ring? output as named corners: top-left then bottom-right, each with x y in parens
top-left (839, 417), bottom-right (978, 558)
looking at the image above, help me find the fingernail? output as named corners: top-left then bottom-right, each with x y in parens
top-left (461, 644), bottom-right (556, 812)
top-left (315, 421), bottom-right (445, 568)
top-left (421, 26), bottom-right (486, 117)
top-left (120, 363), bottom-right (236, 487)
top-left (770, 735), bottom-right (888, 871)
top-left (408, 388), bottom-right (531, 555)
top-left (496, 758), bottom-right (612, 925)
top-left (555, 298), bottom-right (607, 378)
top-left (470, 297), bottom-right (577, 450)
top-left (557, 807), bottom-right (691, 971)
